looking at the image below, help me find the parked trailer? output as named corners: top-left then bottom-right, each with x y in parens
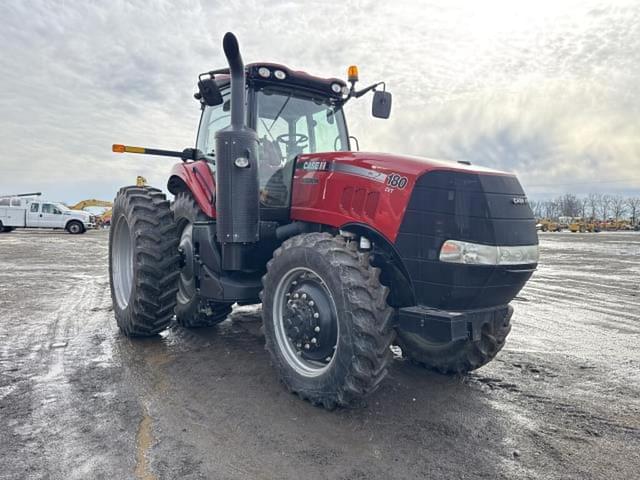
top-left (0, 195), bottom-right (95, 234)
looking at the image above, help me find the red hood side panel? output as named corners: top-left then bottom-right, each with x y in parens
top-left (290, 152), bottom-right (515, 242)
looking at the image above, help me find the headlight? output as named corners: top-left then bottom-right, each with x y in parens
top-left (258, 67), bottom-right (270, 78)
top-left (331, 82), bottom-right (342, 93)
top-left (273, 69), bottom-right (286, 80)
top-left (439, 240), bottom-right (538, 266)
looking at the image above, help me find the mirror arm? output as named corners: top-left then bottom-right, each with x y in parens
top-left (351, 81), bottom-right (385, 99)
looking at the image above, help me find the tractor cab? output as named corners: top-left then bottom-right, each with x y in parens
top-left (196, 64), bottom-right (352, 210)
top-left (194, 63), bottom-right (383, 212)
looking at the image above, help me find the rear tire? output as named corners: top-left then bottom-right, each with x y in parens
top-left (262, 233), bottom-right (394, 409)
top-left (172, 191), bottom-right (232, 328)
top-left (109, 186), bottom-right (180, 336)
top-left (66, 221), bottom-right (85, 234)
top-left (397, 313), bottom-right (512, 374)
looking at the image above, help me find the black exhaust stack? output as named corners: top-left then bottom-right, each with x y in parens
top-left (214, 32), bottom-right (260, 270)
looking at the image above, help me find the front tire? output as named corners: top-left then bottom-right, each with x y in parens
top-left (66, 221), bottom-right (85, 234)
top-left (262, 233), bottom-right (394, 409)
top-left (109, 186), bottom-right (180, 336)
top-left (397, 313), bottom-right (512, 374)
top-left (172, 191), bottom-right (233, 328)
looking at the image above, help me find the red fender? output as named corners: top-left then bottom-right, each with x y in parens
top-left (167, 161), bottom-right (216, 218)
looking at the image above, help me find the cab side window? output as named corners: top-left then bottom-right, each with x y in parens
top-left (10, 198), bottom-right (20, 207)
top-left (0, 199), bottom-right (9, 206)
top-left (42, 204), bottom-right (54, 214)
top-left (196, 88), bottom-right (231, 167)
top-left (30, 203), bottom-right (39, 213)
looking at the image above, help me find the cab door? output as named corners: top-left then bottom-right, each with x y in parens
top-left (40, 203), bottom-right (64, 228)
top-left (27, 202), bottom-right (42, 227)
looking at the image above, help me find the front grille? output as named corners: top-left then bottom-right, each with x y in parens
top-left (395, 170), bottom-right (537, 310)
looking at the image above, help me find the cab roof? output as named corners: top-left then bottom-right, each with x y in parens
top-left (206, 62), bottom-right (347, 100)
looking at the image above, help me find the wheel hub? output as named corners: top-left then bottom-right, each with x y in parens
top-left (282, 276), bottom-right (337, 363)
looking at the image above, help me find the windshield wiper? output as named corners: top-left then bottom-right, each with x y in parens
top-left (270, 93), bottom-right (292, 130)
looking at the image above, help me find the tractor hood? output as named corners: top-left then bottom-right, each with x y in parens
top-left (302, 151), bottom-right (513, 178)
top-left (292, 150), bottom-right (530, 245)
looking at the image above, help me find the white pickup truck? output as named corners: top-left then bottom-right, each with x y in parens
top-left (0, 197), bottom-right (95, 234)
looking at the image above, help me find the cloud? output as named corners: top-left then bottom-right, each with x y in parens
top-left (0, 0), bottom-right (638, 202)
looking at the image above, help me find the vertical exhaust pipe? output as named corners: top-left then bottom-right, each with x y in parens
top-left (223, 33), bottom-right (245, 131)
top-left (214, 32), bottom-right (260, 270)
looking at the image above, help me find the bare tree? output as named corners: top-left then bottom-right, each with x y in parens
top-left (587, 193), bottom-right (601, 220)
top-left (579, 196), bottom-right (589, 219)
top-left (599, 194), bottom-right (612, 221)
top-left (558, 193), bottom-right (581, 217)
top-left (610, 195), bottom-right (626, 221)
top-left (544, 199), bottom-right (561, 220)
top-left (528, 200), bottom-right (541, 218)
top-left (627, 197), bottom-right (640, 225)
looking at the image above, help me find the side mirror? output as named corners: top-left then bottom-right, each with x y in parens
top-left (372, 90), bottom-right (392, 119)
top-left (197, 78), bottom-right (223, 107)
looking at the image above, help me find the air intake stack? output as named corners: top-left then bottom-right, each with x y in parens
top-left (214, 32), bottom-right (260, 270)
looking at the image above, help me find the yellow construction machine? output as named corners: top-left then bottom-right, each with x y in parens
top-left (70, 177), bottom-right (147, 227)
top-left (569, 218), bottom-right (599, 233)
top-left (536, 219), bottom-right (561, 232)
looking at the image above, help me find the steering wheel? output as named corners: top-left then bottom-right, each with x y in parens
top-left (276, 133), bottom-right (309, 148)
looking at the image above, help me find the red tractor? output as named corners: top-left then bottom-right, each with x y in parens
top-left (110, 33), bottom-right (538, 409)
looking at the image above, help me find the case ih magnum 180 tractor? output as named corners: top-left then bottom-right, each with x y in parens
top-left (110, 33), bottom-right (538, 409)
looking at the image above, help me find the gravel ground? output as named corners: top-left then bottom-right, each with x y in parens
top-left (0, 229), bottom-right (638, 479)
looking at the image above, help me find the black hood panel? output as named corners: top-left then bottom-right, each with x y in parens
top-left (394, 170), bottom-right (537, 310)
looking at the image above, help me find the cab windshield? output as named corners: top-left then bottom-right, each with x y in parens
top-left (255, 89), bottom-right (348, 207)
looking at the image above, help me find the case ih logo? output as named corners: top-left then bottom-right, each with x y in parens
top-left (512, 196), bottom-right (528, 205)
top-left (301, 160), bottom-right (329, 171)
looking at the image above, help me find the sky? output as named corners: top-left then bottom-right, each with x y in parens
top-left (0, 0), bottom-right (639, 203)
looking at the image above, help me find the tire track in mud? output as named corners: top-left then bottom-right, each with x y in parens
top-left (526, 279), bottom-right (639, 308)
top-left (532, 274), bottom-right (639, 297)
top-left (522, 285), bottom-right (640, 330)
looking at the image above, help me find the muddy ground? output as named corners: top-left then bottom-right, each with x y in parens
top-left (0, 230), bottom-right (638, 479)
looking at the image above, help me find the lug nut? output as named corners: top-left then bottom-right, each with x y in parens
top-left (313, 313), bottom-right (319, 319)
top-left (293, 293), bottom-right (299, 299)
top-left (311, 338), bottom-right (317, 344)
top-left (325, 357), bottom-right (331, 362)
top-left (304, 343), bottom-right (310, 350)
top-left (301, 293), bottom-right (307, 300)
top-left (314, 326), bottom-right (320, 332)
top-left (308, 300), bottom-right (315, 307)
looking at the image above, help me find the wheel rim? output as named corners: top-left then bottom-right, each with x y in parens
top-left (112, 216), bottom-right (134, 309)
top-left (272, 267), bottom-right (339, 378)
top-left (176, 221), bottom-right (196, 305)
top-left (70, 223), bottom-right (81, 233)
